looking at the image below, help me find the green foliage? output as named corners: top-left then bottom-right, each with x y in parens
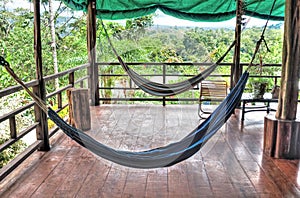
top-left (0, 133), bottom-right (27, 168)
top-left (0, 94), bottom-right (31, 169)
top-left (0, 5), bottom-right (87, 90)
top-left (0, 9), bottom-right (36, 88)
top-left (0, 4), bottom-right (88, 169)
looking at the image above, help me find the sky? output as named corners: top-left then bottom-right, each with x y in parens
top-left (153, 10), bottom-right (282, 29)
top-left (5, 1), bottom-right (282, 29)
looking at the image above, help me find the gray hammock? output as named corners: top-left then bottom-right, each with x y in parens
top-left (101, 21), bottom-right (236, 97)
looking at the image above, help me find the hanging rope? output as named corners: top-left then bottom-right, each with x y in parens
top-left (246, 0), bottom-right (277, 71)
top-left (0, 56), bottom-right (48, 113)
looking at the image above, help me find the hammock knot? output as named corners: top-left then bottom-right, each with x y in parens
top-left (0, 56), bottom-right (9, 67)
top-left (262, 37), bottom-right (271, 52)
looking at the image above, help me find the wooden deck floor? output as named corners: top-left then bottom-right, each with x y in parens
top-left (0, 105), bottom-right (300, 198)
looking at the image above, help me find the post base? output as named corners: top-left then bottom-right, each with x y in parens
top-left (264, 115), bottom-right (300, 159)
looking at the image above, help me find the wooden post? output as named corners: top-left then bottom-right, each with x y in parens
top-left (231, 0), bottom-right (243, 89)
top-left (57, 92), bottom-right (62, 109)
top-left (67, 88), bottom-right (91, 131)
top-left (87, 0), bottom-right (99, 106)
top-left (264, 115), bottom-right (278, 156)
top-left (69, 71), bottom-right (74, 87)
top-left (275, 0), bottom-right (300, 120)
top-left (163, 64), bottom-right (166, 106)
top-left (264, 0), bottom-right (300, 159)
top-left (33, 0), bottom-right (50, 151)
top-left (9, 116), bottom-right (17, 139)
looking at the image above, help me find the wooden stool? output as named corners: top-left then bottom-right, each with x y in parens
top-left (67, 88), bottom-right (91, 131)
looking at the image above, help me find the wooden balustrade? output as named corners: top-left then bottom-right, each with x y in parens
top-left (97, 62), bottom-right (282, 105)
top-left (0, 63), bottom-right (89, 181)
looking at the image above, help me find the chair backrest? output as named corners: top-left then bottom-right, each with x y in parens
top-left (200, 80), bottom-right (228, 101)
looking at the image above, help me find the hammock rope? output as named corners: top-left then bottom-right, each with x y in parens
top-left (246, 0), bottom-right (277, 71)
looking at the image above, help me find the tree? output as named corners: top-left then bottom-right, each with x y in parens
top-left (49, 0), bottom-right (59, 89)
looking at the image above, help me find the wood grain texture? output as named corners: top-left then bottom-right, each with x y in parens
top-left (276, 0), bottom-right (300, 120)
top-left (67, 88), bottom-right (91, 131)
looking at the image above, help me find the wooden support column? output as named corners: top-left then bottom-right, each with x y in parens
top-left (264, 0), bottom-right (300, 159)
top-left (87, 0), bottom-right (99, 106)
top-left (33, 0), bottom-right (50, 151)
top-left (231, 0), bottom-right (243, 89)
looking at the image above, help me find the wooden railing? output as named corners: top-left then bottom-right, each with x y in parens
top-left (0, 63), bottom-right (89, 181)
top-left (97, 62), bottom-right (282, 105)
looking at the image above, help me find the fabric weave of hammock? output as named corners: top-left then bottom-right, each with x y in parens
top-left (60, 0), bottom-right (284, 22)
top-left (48, 71), bottom-right (249, 168)
top-left (118, 57), bottom-right (217, 96)
top-left (115, 40), bottom-right (235, 96)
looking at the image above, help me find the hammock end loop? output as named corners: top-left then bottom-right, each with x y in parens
top-left (0, 56), bottom-right (10, 67)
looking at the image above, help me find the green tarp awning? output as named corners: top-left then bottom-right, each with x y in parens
top-left (61, 0), bottom-right (285, 22)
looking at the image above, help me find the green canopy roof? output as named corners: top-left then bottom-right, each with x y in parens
top-left (61, 0), bottom-right (285, 22)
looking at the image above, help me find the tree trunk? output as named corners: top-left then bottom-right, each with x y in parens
top-left (231, 0), bottom-right (243, 89)
top-left (275, 0), bottom-right (300, 120)
top-left (49, 0), bottom-right (59, 90)
top-left (264, 0), bottom-right (300, 159)
top-left (87, 0), bottom-right (99, 106)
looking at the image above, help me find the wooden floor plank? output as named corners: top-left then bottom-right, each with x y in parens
top-left (52, 148), bottom-right (96, 197)
top-left (75, 160), bottom-right (111, 197)
top-left (99, 165), bottom-right (128, 198)
top-left (259, 156), bottom-right (300, 197)
top-left (0, 136), bottom-right (73, 198)
top-left (272, 159), bottom-right (300, 188)
top-left (168, 163), bottom-right (190, 197)
top-left (31, 144), bottom-right (85, 198)
top-left (122, 170), bottom-right (147, 198)
top-left (145, 169), bottom-right (168, 198)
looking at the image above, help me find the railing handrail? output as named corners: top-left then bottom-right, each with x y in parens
top-left (43, 63), bottom-right (89, 82)
top-left (97, 61), bottom-right (282, 105)
top-left (96, 62), bottom-right (281, 67)
top-left (0, 63), bottom-right (90, 98)
top-left (0, 80), bottom-right (39, 98)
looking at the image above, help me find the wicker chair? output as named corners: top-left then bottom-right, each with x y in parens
top-left (198, 80), bottom-right (228, 119)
